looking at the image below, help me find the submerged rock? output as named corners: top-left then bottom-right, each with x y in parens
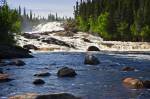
top-left (33, 79), bottom-right (45, 85)
top-left (9, 60), bottom-right (25, 66)
top-left (9, 93), bottom-right (81, 99)
top-left (23, 44), bottom-right (38, 50)
top-left (87, 46), bottom-right (100, 51)
top-left (34, 72), bottom-right (51, 77)
top-left (122, 67), bottom-right (135, 71)
top-left (0, 74), bottom-right (12, 82)
top-left (57, 67), bottom-right (77, 77)
top-left (0, 44), bottom-right (33, 59)
top-left (84, 54), bottom-right (100, 65)
top-left (123, 78), bottom-right (144, 89)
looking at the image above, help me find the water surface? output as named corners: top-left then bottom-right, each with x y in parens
top-left (0, 52), bottom-right (150, 99)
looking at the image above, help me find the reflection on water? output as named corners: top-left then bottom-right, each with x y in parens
top-left (0, 52), bottom-right (150, 99)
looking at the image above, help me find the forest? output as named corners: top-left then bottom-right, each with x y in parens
top-left (74, 0), bottom-right (150, 41)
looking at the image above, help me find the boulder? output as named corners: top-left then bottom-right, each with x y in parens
top-left (9, 93), bottom-right (81, 99)
top-left (23, 44), bottom-right (38, 50)
top-left (57, 67), bottom-right (77, 77)
top-left (33, 79), bottom-right (45, 85)
top-left (0, 44), bottom-right (33, 59)
top-left (143, 80), bottom-right (150, 88)
top-left (23, 33), bottom-right (40, 39)
top-left (42, 37), bottom-right (75, 48)
top-left (123, 78), bottom-right (144, 89)
top-left (34, 72), bottom-right (51, 77)
top-left (87, 46), bottom-right (100, 51)
top-left (84, 54), bottom-right (100, 65)
top-left (122, 67), bottom-right (135, 71)
top-left (0, 74), bottom-right (12, 82)
top-left (9, 60), bottom-right (25, 66)
top-left (36, 93), bottom-right (81, 99)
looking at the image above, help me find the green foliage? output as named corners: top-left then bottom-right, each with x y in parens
top-left (0, 4), bottom-right (21, 44)
top-left (74, 0), bottom-right (150, 41)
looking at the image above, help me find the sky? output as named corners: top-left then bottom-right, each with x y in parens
top-left (7, 0), bottom-right (76, 18)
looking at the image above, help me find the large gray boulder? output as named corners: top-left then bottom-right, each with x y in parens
top-left (57, 67), bottom-right (77, 77)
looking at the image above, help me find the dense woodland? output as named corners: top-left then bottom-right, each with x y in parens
top-left (74, 0), bottom-right (150, 41)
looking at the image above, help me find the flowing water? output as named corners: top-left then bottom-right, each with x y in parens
top-left (0, 52), bottom-right (150, 99)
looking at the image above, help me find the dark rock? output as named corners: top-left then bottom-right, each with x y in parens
top-left (0, 44), bottom-right (33, 59)
top-left (143, 80), bottom-right (150, 88)
top-left (82, 38), bottom-right (92, 43)
top-left (87, 46), bottom-right (100, 51)
top-left (23, 44), bottom-right (38, 50)
top-left (0, 68), bottom-right (3, 73)
top-left (36, 93), bottom-right (81, 99)
top-left (84, 54), bottom-right (100, 65)
top-left (42, 37), bottom-right (75, 48)
top-left (0, 74), bottom-right (12, 83)
top-left (122, 67), bottom-right (135, 71)
top-left (23, 33), bottom-right (40, 39)
top-left (33, 79), bottom-right (45, 85)
top-left (9, 93), bottom-right (81, 99)
top-left (34, 72), bottom-right (51, 77)
top-left (57, 67), bottom-right (77, 77)
top-left (123, 78), bottom-right (144, 89)
top-left (9, 60), bottom-right (25, 66)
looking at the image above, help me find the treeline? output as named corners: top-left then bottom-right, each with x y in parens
top-left (74, 0), bottom-right (150, 41)
top-left (0, 2), bottom-right (21, 44)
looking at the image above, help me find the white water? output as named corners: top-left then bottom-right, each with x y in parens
top-left (17, 22), bottom-right (150, 52)
top-left (27, 22), bottom-right (64, 34)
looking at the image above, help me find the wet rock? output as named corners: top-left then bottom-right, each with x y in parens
top-left (123, 78), bottom-right (144, 89)
top-left (23, 33), bottom-right (40, 39)
top-left (87, 46), bottom-right (100, 51)
top-left (42, 37), bottom-right (75, 48)
top-left (57, 67), bottom-right (77, 77)
top-left (23, 44), bottom-right (38, 50)
top-left (9, 60), bottom-right (25, 66)
top-left (82, 38), bottom-right (92, 43)
top-left (122, 67), bottom-right (135, 71)
top-left (9, 93), bottom-right (81, 99)
top-left (9, 93), bottom-right (38, 99)
top-left (84, 54), bottom-right (100, 65)
top-left (0, 44), bottom-right (33, 59)
top-left (36, 93), bottom-right (81, 99)
top-left (143, 80), bottom-right (150, 88)
top-left (0, 74), bottom-right (12, 82)
top-left (34, 72), bottom-right (51, 77)
top-left (33, 79), bottom-right (45, 85)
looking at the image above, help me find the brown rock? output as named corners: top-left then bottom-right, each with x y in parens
top-left (0, 74), bottom-right (12, 82)
top-left (122, 67), bottom-right (135, 71)
top-left (123, 77), bottom-right (144, 89)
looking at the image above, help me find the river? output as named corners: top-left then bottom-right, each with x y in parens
top-left (0, 52), bottom-right (150, 99)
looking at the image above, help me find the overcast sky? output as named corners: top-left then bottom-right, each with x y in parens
top-left (7, 0), bottom-right (76, 18)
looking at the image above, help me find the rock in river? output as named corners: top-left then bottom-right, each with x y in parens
top-left (9, 60), bottom-right (25, 66)
top-left (87, 46), bottom-right (100, 51)
top-left (123, 77), bottom-right (144, 89)
top-left (0, 74), bottom-right (12, 82)
top-left (34, 72), bottom-right (51, 77)
top-left (33, 79), bottom-right (45, 85)
top-left (84, 54), bottom-right (100, 65)
top-left (57, 67), bottom-right (77, 77)
top-left (23, 44), bottom-right (38, 50)
top-left (9, 93), bottom-right (81, 99)
top-left (122, 66), bottom-right (135, 71)
top-left (0, 44), bottom-right (33, 59)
